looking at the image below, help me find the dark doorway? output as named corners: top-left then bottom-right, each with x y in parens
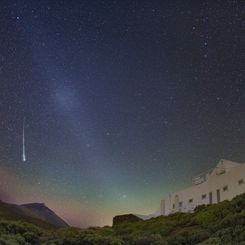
top-left (174, 195), bottom-right (179, 211)
top-left (216, 189), bottom-right (220, 203)
top-left (209, 192), bottom-right (212, 204)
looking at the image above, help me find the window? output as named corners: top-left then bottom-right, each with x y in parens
top-left (216, 189), bottom-right (220, 203)
top-left (173, 204), bottom-right (175, 209)
top-left (238, 179), bottom-right (244, 185)
top-left (179, 201), bottom-right (183, 207)
top-left (223, 185), bottom-right (228, 192)
top-left (189, 198), bottom-right (193, 203)
top-left (202, 194), bottom-right (206, 199)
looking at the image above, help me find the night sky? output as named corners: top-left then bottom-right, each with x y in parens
top-left (0, 0), bottom-right (244, 227)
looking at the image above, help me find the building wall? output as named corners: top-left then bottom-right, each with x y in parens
top-left (207, 163), bottom-right (245, 203)
top-left (161, 161), bottom-right (245, 215)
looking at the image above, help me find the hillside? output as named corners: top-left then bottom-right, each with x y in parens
top-left (0, 201), bottom-right (68, 229)
top-left (0, 193), bottom-right (245, 244)
top-left (112, 193), bottom-right (245, 244)
top-left (20, 203), bottom-right (69, 227)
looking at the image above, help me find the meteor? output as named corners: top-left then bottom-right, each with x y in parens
top-left (22, 120), bottom-right (26, 162)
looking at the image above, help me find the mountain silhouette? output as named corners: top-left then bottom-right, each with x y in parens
top-left (0, 200), bottom-right (68, 228)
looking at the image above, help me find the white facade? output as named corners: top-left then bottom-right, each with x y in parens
top-left (160, 159), bottom-right (245, 215)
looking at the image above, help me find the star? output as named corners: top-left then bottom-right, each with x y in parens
top-left (122, 194), bottom-right (127, 199)
top-left (0, 0), bottom-right (243, 229)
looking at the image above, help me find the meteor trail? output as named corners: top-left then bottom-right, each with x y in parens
top-left (22, 120), bottom-right (26, 162)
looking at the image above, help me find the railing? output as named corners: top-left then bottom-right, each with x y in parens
top-left (192, 168), bottom-right (214, 185)
top-left (192, 166), bottom-right (229, 185)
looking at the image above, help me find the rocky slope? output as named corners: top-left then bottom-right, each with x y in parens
top-left (0, 200), bottom-right (68, 228)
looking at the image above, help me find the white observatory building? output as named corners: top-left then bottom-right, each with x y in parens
top-left (160, 159), bottom-right (245, 215)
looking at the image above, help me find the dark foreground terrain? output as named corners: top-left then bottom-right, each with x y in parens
top-left (0, 193), bottom-right (245, 245)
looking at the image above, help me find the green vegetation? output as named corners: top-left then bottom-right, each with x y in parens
top-left (0, 193), bottom-right (245, 244)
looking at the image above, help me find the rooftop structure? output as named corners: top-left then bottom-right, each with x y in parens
top-left (160, 159), bottom-right (245, 215)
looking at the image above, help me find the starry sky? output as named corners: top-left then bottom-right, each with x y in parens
top-left (0, 0), bottom-right (244, 227)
